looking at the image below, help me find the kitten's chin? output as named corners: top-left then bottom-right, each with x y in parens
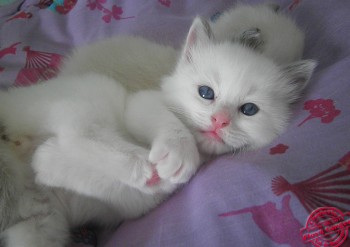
top-left (195, 132), bottom-right (232, 155)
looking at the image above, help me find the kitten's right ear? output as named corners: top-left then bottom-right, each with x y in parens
top-left (282, 59), bottom-right (317, 103)
top-left (182, 17), bottom-right (214, 62)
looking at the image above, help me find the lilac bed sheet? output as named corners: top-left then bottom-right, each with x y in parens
top-left (1, 0), bottom-right (350, 247)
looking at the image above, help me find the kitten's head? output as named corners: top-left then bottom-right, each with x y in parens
top-left (161, 17), bottom-right (316, 155)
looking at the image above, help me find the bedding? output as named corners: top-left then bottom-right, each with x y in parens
top-left (1, 0), bottom-right (350, 246)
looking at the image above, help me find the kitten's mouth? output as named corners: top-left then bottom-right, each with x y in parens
top-left (197, 129), bottom-right (230, 155)
top-left (200, 130), bottom-right (224, 143)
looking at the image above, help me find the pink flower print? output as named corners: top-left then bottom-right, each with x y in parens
top-left (0, 67), bottom-right (4, 73)
top-left (87, 1), bottom-right (134, 23)
top-left (288, 0), bottom-right (302, 11)
top-left (15, 46), bottom-right (64, 86)
top-left (111, 5), bottom-right (124, 19)
top-left (271, 152), bottom-right (350, 213)
top-left (0, 42), bottom-right (21, 59)
top-left (298, 98), bottom-right (341, 127)
top-left (102, 5), bottom-right (124, 23)
top-left (6, 11), bottom-right (32, 23)
top-left (55, 0), bottom-right (77, 14)
top-left (159, 0), bottom-right (171, 8)
top-left (86, 0), bottom-right (105, 10)
top-left (270, 144), bottom-right (289, 155)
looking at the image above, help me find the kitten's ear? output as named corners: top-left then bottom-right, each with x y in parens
top-left (239, 28), bottom-right (264, 51)
top-left (282, 60), bottom-right (317, 103)
top-left (182, 17), bottom-right (214, 62)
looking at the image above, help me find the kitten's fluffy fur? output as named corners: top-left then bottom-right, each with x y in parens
top-left (0, 14), bottom-right (315, 247)
top-left (210, 3), bottom-right (304, 64)
top-left (0, 73), bottom-right (181, 247)
top-left (61, 36), bottom-right (177, 92)
top-left (0, 141), bottom-right (69, 247)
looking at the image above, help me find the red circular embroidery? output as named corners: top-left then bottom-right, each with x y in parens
top-left (300, 207), bottom-right (350, 247)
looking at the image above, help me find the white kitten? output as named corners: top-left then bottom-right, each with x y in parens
top-left (210, 3), bottom-right (304, 64)
top-left (0, 17), bottom-right (315, 247)
top-left (156, 17), bottom-right (314, 155)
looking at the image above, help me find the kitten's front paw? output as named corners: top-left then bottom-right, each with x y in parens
top-left (149, 130), bottom-right (200, 184)
top-left (127, 149), bottom-right (159, 190)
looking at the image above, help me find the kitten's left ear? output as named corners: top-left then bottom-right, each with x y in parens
top-left (182, 17), bottom-right (214, 62)
top-left (239, 28), bottom-right (264, 51)
top-left (282, 60), bottom-right (317, 103)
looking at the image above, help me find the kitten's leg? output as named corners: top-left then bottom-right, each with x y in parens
top-left (32, 131), bottom-right (158, 200)
top-left (125, 91), bottom-right (201, 185)
top-left (1, 212), bottom-right (69, 247)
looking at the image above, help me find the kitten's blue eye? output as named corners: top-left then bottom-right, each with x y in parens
top-left (240, 103), bottom-right (259, 116)
top-left (198, 86), bottom-right (215, 100)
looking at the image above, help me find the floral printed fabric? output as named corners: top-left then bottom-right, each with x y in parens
top-left (1, 0), bottom-right (350, 247)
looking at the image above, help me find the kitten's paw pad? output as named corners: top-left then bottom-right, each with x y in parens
top-left (146, 167), bottom-right (160, 186)
top-left (149, 132), bottom-right (201, 184)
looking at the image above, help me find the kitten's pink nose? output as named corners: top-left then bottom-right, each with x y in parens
top-left (211, 112), bottom-right (230, 129)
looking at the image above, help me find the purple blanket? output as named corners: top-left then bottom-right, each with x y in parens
top-left (1, 1), bottom-right (350, 247)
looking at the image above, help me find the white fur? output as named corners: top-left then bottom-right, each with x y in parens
top-left (0, 72), bottom-right (199, 246)
top-left (0, 141), bottom-right (69, 247)
top-left (210, 3), bottom-right (305, 64)
top-left (0, 14), bottom-right (315, 247)
top-left (61, 36), bottom-right (178, 92)
top-left (160, 17), bottom-right (315, 155)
